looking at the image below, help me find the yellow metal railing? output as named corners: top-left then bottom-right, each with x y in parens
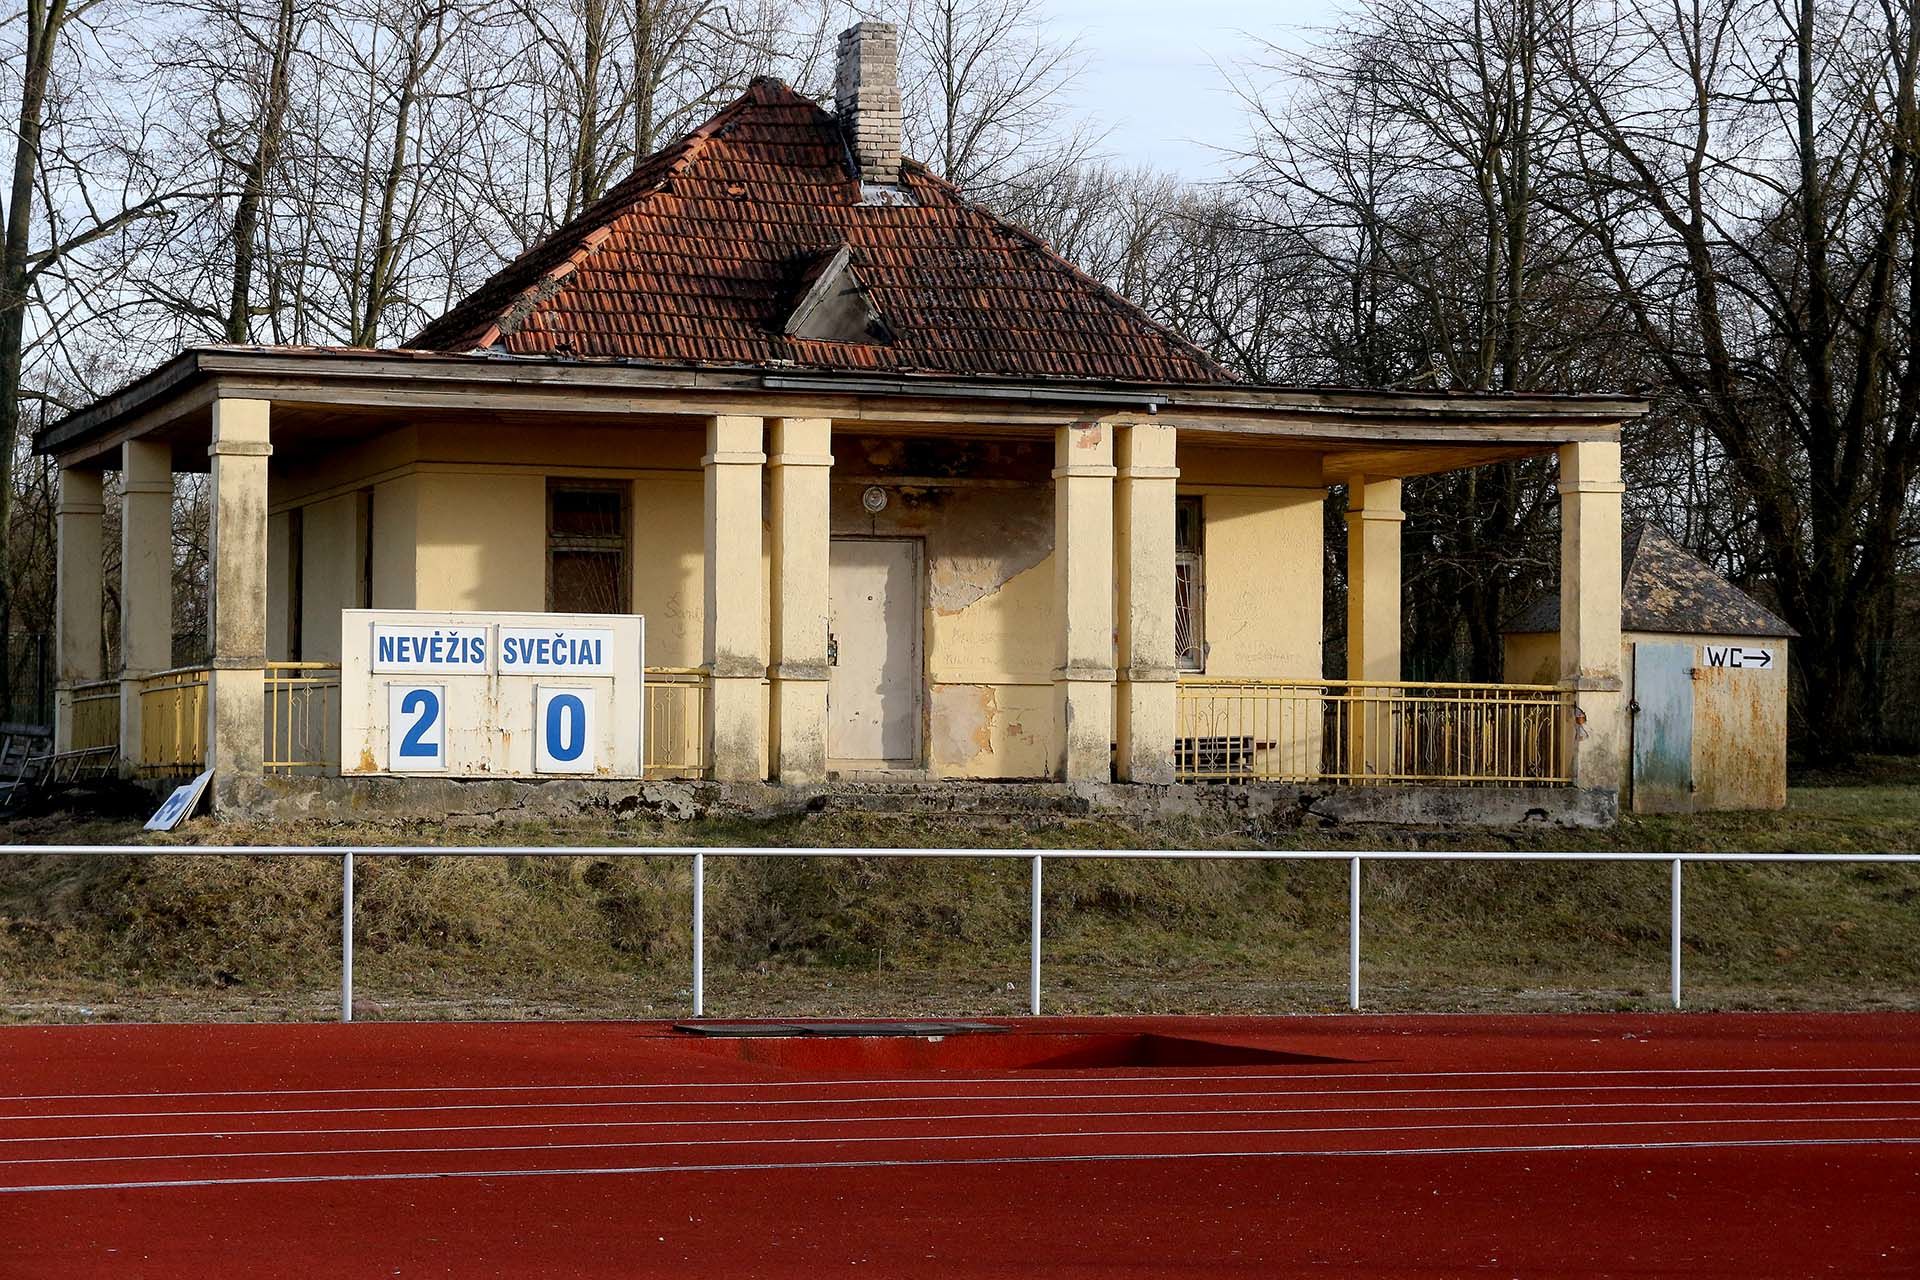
top-left (138, 666), bottom-right (210, 777)
top-left (132, 663), bottom-right (706, 780)
top-left (1175, 679), bottom-right (1571, 786)
top-left (267, 662), bottom-right (341, 775)
top-left (645, 668), bottom-right (707, 779)
top-left (68, 679), bottom-right (121, 753)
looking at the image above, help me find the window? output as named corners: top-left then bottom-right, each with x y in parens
top-left (1175, 496), bottom-right (1206, 671)
top-left (547, 481), bottom-right (630, 614)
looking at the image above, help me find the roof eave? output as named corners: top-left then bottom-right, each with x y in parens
top-left (35, 349), bottom-right (208, 458)
top-left (37, 345), bottom-right (1651, 463)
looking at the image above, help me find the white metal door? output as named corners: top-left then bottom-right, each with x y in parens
top-left (828, 538), bottom-right (921, 766)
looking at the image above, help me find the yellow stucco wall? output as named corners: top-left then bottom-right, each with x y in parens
top-left (828, 434), bottom-right (1059, 779)
top-left (413, 472), bottom-right (546, 613)
top-left (268, 420), bottom-right (1332, 781)
top-left (370, 474), bottom-right (419, 610)
top-left (267, 510), bottom-right (293, 662)
top-left (1179, 446), bottom-right (1325, 682)
top-left (1503, 632), bottom-right (1559, 686)
top-left (631, 474), bottom-right (706, 668)
top-left (1687, 637), bottom-right (1789, 811)
top-left (275, 423), bottom-right (712, 634)
top-left (924, 552), bottom-right (1056, 779)
top-left (299, 493), bottom-right (365, 663)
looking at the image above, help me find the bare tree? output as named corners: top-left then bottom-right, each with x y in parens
top-left (1549, 0), bottom-right (1920, 755)
top-left (2, 0), bottom-right (201, 691)
top-left (503, 0), bottom-right (799, 222)
top-left (1234, 0), bottom-right (1639, 679)
top-left (882, 0), bottom-right (1089, 202)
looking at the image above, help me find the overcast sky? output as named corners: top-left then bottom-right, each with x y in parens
top-left (1046, 0), bottom-right (1348, 180)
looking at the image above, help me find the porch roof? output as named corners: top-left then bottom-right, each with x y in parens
top-left (36, 345), bottom-right (1648, 485)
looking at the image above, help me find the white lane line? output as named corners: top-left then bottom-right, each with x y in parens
top-left (8, 1096), bottom-right (1919, 1148)
top-left (5, 1065), bottom-right (1916, 1105)
top-left (4, 1113), bottom-right (1917, 1170)
top-left (11, 1079), bottom-right (1919, 1124)
top-left (11, 1113), bottom-right (1920, 1174)
top-left (4, 1135), bottom-right (1915, 1195)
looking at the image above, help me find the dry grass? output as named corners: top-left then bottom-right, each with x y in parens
top-left (1, 771), bottom-right (1917, 1023)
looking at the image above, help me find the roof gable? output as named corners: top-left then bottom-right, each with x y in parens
top-left (1508, 523), bottom-right (1797, 638)
top-left (410, 80), bottom-right (1233, 385)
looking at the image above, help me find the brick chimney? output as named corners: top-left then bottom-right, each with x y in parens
top-left (835, 22), bottom-right (902, 186)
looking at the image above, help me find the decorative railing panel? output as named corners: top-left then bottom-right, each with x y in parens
top-left (137, 667), bottom-right (209, 777)
top-left (1175, 679), bottom-right (1571, 786)
top-left (645, 669), bottom-right (707, 779)
top-left (267, 662), bottom-right (342, 775)
top-left (68, 680), bottom-right (121, 754)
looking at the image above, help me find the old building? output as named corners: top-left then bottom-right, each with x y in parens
top-left (39, 24), bottom-right (1647, 814)
top-left (1505, 523), bottom-right (1793, 812)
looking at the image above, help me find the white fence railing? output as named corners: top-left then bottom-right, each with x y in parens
top-left (10, 846), bottom-right (1917, 1023)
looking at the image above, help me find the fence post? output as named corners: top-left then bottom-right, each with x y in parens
top-left (1348, 855), bottom-right (1362, 1011)
top-left (692, 851), bottom-right (705, 1017)
top-left (340, 852), bottom-right (354, 1024)
top-left (1029, 854), bottom-right (1043, 1016)
top-left (1671, 858), bottom-right (1683, 1010)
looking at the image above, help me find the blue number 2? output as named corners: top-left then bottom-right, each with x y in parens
top-left (398, 688), bottom-right (440, 757)
top-left (545, 693), bottom-right (586, 762)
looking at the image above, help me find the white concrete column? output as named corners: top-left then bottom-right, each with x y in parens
top-left (769, 417), bottom-right (833, 784)
top-left (1053, 421), bottom-right (1117, 782)
top-left (53, 467), bottom-right (105, 752)
top-left (1115, 421), bottom-right (1178, 784)
top-left (1345, 476), bottom-right (1403, 683)
top-left (206, 398), bottom-right (272, 781)
top-left (703, 415), bottom-right (769, 782)
top-left (118, 440), bottom-right (174, 773)
top-left (1558, 441), bottom-right (1626, 793)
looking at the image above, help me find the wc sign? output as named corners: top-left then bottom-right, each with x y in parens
top-left (1702, 645), bottom-right (1776, 671)
top-left (340, 611), bottom-right (645, 779)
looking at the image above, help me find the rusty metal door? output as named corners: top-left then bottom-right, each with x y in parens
top-left (828, 538), bottom-right (921, 767)
top-left (1631, 643), bottom-right (1694, 813)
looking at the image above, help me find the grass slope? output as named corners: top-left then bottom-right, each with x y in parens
top-left (1, 772), bottom-right (1916, 1022)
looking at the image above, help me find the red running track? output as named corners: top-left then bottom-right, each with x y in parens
top-left (0, 1013), bottom-right (1916, 1276)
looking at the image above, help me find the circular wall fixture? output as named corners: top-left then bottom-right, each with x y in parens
top-left (861, 485), bottom-right (888, 514)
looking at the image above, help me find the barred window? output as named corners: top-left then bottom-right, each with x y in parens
top-left (1175, 496), bottom-right (1206, 671)
top-left (547, 482), bottom-right (630, 614)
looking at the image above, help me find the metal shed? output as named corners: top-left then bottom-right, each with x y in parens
top-left (1504, 523), bottom-right (1795, 813)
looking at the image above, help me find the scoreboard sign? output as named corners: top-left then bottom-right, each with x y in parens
top-left (340, 611), bottom-right (644, 778)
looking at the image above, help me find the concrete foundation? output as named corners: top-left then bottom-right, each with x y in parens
top-left (212, 775), bottom-right (1616, 830)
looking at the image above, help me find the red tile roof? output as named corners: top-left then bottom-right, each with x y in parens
top-left (410, 79), bottom-right (1235, 385)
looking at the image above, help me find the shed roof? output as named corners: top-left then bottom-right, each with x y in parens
top-left (409, 79), bottom-right (1233, 386)
top-left (1508, 523), bottom-right (1796, 638)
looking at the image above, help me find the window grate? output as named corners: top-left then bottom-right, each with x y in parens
top-left (1175, 496), bottom-right (1205, 672)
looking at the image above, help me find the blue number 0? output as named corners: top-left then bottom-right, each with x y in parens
top-left (398, 688), bottom-right (440, 757)
top-left (545, 693), bottom-right (585, 762)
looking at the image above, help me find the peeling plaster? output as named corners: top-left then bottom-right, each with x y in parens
top-left (927, 492), bottom-right (1051, 614)
top-left (831, 436), bottom-right (1054, 616)
top-left (932, 684), bottom-right (997, 768)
